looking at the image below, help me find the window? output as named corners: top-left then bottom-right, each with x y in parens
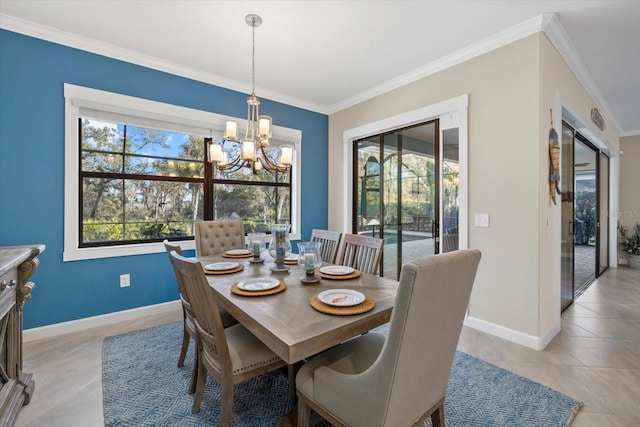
top-left (80, 119), bottom-right (206, 247)
top-left (209, 139), bottom-right (292, 233)
top-left (64, 84), bottom-right (301, 261)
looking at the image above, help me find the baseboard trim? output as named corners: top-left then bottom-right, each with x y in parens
top-left (464, 315), bottom-right (560, 351)
top-left (539, 322), bottom-right (562, 350)
top-left (24, 300), bottom-right (181, 342)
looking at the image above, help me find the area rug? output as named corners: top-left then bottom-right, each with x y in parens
top-left (103, 322), bottom-right (582, 426)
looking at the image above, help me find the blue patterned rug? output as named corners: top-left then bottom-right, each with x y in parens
top-left (103, 322), bottom-right (582, 426)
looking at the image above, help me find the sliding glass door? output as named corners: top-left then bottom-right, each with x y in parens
top-left (561, 121), bottom-right (609, 311)
top-left (560, 122), bottom-right (575, 311)
top-left (353, 119), bottom-right (461, 279)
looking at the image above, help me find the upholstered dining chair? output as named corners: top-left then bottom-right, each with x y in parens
top-left (335, 233), bottom-right (384, 275)
top-left (310, 229), bottom-right (342, 264)
top-left (169, 251), bottom-right (287, 425)
top-left (163, 241), bottom-right (238, 393)
top-left (296, 249), bottom-right (482, 427)
top-left (194, 220), bottom-right (246, 256)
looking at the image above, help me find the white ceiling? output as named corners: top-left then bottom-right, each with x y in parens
top-left (1, 1), bottom-right (639, 136)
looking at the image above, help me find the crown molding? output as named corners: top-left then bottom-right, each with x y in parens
top-left (620, 129), bottom-right (640, 137)
top-left (542, 13), bottom-right (624, 136)
top-left (327, 14), bottom-right (548, 114)
top-left (2, 12), bottom-right (630, 132)
top-left (0, 13), bottom-right (329, 115)
top-left (330, 13), bottom-right (627, 137)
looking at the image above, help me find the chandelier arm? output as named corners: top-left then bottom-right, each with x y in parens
top-left (216, 159), bottom-right (246, 174)
top-left (258, 145), bottom-right (289, 173)
top-left (214, 142), bottom-right (247, 173)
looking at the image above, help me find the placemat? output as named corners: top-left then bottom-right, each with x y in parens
top-left (310, 294), bottom-right (375, 315)
top-left (222, 253), bottom-right (253, 259)
top-left (284, 259), bottom-right (299, 265)
top-left (230, 281), bottom-right (286, 297)
top-left (204, 265), bottom-right (244, 275)
top-left (316, 269), bottom-right (361, 280)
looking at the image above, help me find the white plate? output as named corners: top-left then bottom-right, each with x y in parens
top-left (204, 262), bottom-right (239, 271)
top-left (319, 266), bottom-right (355, 276)
top-left (317, 289), bottom-right (365, 307)
top-left (226, 249), bottom-right (251, 256)
top-left (285, 254), bottom-right (299, 261)
top-left (237, 277), bottom-right (281, 292)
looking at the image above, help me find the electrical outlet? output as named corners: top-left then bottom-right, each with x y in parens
top-left (120, 274), bottom-right (130, 288)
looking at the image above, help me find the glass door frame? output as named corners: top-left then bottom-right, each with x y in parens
top-left (351, 119), bottom-right (440, 278)
top-left (561, 120), bottom-right (607, 311)
top-left (598, 151), bottom-right (609, 275)
top-left (341, 95), bottom-right (469, 259)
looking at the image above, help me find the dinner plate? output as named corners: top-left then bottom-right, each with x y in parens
top-left (226, 249), bottom-right (251, 256)
top-left (237, 277), bottom-right (281, 292)
top-left (319, 266), bottom-right (355, 276)
top-left (204, 262), bottom-right (239, 271)
top-left (285, 254), bottom-right (299, 261)
top-left (317, 289), bottom-right (365, 307)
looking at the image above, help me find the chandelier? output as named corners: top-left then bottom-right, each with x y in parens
top-left (208, 14), bottom-right (293, 174)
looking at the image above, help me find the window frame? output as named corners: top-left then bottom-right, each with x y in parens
top-left (64, 84), bottom-right (301, 261)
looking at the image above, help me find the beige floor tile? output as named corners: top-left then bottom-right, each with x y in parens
top-left (570, 317), bottom-right (640, 340)
top-left (572, 412), bottom-right (640, 427)
top-left (576, 300), bottom-right (640, 320)
top-left (560, 318), bottom-right (598, 338)
top-left (554, 337), bottom-right (640, 369)
top-left (562, 302), bottom-right (607, 318)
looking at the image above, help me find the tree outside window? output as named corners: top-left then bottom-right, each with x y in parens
top-left (79, 119), bottom-right (291, 247)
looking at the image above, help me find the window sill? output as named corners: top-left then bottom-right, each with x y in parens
top-left (63, 232), bottom-right (302, 262)
top-left (63, 240), bottom-right (196, 262)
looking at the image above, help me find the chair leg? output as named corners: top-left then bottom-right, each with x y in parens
top-left (178, 326), bottom-right (189, 367)
top-left (188, 341), bottom-right (198, 395)
top-left (430, 404), bottom-right (445, 427)
top-left (219, 380), bottom-right (233, 427)
top-left (297, 399), bottom-right (311, 427)
top-left (191, 351), bottom-right (207, 413)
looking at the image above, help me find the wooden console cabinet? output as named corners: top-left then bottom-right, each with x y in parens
top-left (0, 245), bottom-right (43, 425)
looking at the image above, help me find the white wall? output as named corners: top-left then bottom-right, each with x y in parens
top-left (328, 32), bottom-right (621, 349)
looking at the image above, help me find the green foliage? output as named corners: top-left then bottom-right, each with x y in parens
top-left (80, 119), bottom-right (291, 245)
top-left (574, 189), bottom-right (597, 246)
top-left (618, 223), bottom-right (640, 256)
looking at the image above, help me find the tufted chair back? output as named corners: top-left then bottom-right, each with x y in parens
top-left (194, 220), bottom-right (246, 256)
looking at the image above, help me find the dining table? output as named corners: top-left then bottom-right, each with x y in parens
top-left (195, 252), bottom-right (398, 426)
top-left (197, 253), bottom-right (399, 366)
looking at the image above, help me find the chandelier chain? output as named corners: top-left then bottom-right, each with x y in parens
top-left (210, 13), bottom-right (293, 175)
top-left (251, 16), bottom-right (256, 96)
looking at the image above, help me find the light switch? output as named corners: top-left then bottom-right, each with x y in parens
top-left (475, 213), bottom-right (490, 228)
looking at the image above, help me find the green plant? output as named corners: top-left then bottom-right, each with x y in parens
top-left (618, 223), bottom-right (640, 256)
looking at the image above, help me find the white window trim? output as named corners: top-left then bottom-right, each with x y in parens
top-left (341, 94), bottom-right (469, 250)
top-left (64, 83), bottom-right (301, 261)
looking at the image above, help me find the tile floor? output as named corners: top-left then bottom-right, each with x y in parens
top-left (14, 265), bottom-right (640, 426)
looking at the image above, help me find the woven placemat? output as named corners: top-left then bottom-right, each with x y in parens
top-left (310, 294), bottom-right (375, 315)
top-left (222, 253), bottom-right (253, 259)
top-left (204, 265), bottom-right (244, 275)
top-left (284, 259), bottom-right (299, 265)
top-left (231, 281), bottom-right (286, 297)
top-left (316, 269), bottom-right (361, 280)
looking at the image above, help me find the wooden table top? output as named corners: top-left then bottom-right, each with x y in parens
top-left (198, 255), bottom-right (398, 364)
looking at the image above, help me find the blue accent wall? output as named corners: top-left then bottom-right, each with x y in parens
top-left (0, 30), bottom-right (328, 329)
